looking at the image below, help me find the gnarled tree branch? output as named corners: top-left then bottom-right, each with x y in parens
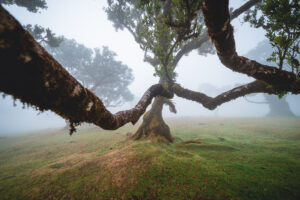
top-left (202, 0), bottom-right (300, 93)
top-left (169, 80), bottom-right (275, 110)
top-left (0, 5), bottom-right (173, 133)
top-left (172, 0), bottom-right (259, 68)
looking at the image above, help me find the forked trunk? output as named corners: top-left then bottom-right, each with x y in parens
top-left (132, 96), bottom-right (173, 143)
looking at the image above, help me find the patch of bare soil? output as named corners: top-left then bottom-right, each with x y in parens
top-left (31, 141), bottom-right (153, 199)
top-left (32, 152), bottom-right (96, 176)
top-left (94, 143), bottom-right (152, 190)
top-left (97, 147), bottom-right (136, 188)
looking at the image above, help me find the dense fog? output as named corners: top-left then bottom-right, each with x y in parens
top-left (1, 0), bottom-right (299, 135)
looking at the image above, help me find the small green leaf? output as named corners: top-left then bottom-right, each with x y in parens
top-left (278, 91), bottom-right (288, 99)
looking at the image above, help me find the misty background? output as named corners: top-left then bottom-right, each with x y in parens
top-left (1, 0), bottom-right (299, 135)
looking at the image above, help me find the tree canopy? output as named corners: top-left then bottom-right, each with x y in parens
top-left (0, 0), bottom-right (299, 136)
top-left (106, 0), bottom-right (218, 82)
top-left (47, 39), bottom-right (134, 107)
top-left (3, 0), bottom-right (63, 48)
top-left (24, 24), bottom-right (63, 48)
top-left (244, 0), bottom-right (300, 72)
top-left (2, 0), bottom-right (47, 13)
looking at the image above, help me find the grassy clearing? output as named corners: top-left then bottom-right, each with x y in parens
top-left (0, 118), bottom-right (299, 199)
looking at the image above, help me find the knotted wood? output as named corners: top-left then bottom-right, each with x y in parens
top-left (169, 81), bottom-right (274, 110)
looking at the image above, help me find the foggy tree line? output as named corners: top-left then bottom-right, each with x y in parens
top-left (0, 0), bottom-right (299, 141)
top-left (46, 39), bottom-right (134, 108)
top-left (24, 18), bottom-right (134, 108)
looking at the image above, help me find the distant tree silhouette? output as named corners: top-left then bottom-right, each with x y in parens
top-left (245, 40), bottom-right (297, 118)
top-left (47, 39), bottom-right (134, 108)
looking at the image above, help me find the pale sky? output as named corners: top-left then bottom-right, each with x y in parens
top-left (1, 0), bottom-right (299, 134)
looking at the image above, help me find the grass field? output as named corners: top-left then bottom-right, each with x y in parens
top-left (0, 117), bottom-right (300, 200)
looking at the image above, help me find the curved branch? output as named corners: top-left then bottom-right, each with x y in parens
top-left (202, 0), bottom-right (300, 93)
top-left (169, 80), bottom-right (274, 110)
top-left (0, 5), bottom-right (173, 133)
top-left (163, 98), bottom-right (177, 113)
top-left (172, 0), bottom-right (259, 68)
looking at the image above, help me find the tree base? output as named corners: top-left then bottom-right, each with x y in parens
top-left (131, 97), bottom-right (173, 143)
top-left (131, 118), bottom-right (173, 143)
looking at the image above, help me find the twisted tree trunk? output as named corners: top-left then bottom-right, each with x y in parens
top-left (132, 96), bottom-right (173, 143)
top-left (132, 76), bottom-right (175, 143)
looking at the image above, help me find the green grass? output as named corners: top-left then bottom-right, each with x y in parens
top-left (49, 163), bottom-right (64, 169)
top-left (0, 118), bottom-right (299, 199)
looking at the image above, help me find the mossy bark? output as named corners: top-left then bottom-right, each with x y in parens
top-left (202, 0), bottom-right (300, 93)
top-left (132, 96), bottom-right (173, 143)
top-left (0, 5), bottom-right (173, 134)
top-left (170, 81), bottom-right (276, 110)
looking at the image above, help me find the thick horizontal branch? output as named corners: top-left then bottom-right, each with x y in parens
top-left (0, 5), bottom-right (173, 132)
top-left (202, 0), bottom-right (300, 93)
top-left (169, 80), bottom-right (274, 110)
top-left (173, 0), bottom-right (258, 68)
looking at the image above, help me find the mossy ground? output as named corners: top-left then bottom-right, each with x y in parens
top-left (0, 117), bottom-right (299, 200)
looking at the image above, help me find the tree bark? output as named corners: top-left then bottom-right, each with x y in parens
top-left (169, 80), bottom-right (276, 110)
top-left (132, 1), bottom-right (179, 143)
top-left (106, 0), bottom-right (262, 142)
top-left (172, 0), bottom-right (259, 68)
top-left (201, 0), bottom-right (300, 93)
top-left (132, 96), bottom-right (173, 143)
top-left (0, 5), bottom-right (173, 134)
top-left (132, 72), bottom-right (177, 143)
